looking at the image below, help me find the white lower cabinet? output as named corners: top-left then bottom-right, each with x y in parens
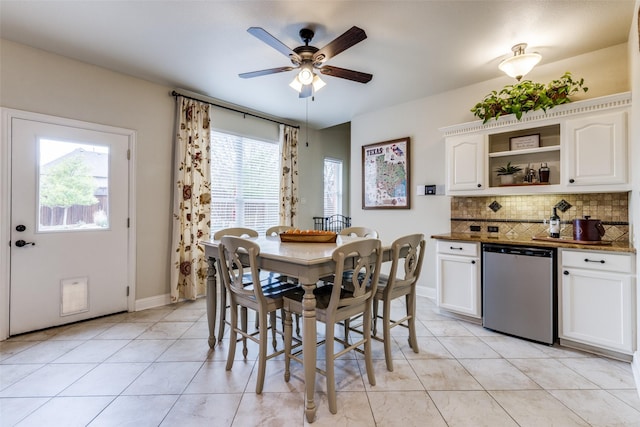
top-left (436, 241), bottom-right (481, 318)
top-left (559, 249), bottom-right (636, 354)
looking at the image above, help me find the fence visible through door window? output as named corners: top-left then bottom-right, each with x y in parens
top-left (38, 139), bottom-right (110, 232)
top-left (323, 158), bottom-right (343, 217)
top-left (210, 130), bottom-right (280, 235)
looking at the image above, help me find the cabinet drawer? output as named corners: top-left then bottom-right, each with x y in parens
top-left (561, 249), bottom-right (633, 273)
top-left (437, 241), bottom-right (479, 257)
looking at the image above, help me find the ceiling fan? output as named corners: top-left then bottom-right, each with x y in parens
top-left (239, 26), bottom-right (373, 98)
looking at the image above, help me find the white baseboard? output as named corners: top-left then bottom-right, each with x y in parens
top-left (633, 351), bottom-right (640, 398)
top-left (417, 286), bottom-right (436, 300)
top-left (134, 293), bottom-right (172, 311)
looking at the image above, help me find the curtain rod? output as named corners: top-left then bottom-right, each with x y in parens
top-left (171, 90), bottom-right (300, 129)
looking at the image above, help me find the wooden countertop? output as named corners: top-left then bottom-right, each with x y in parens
top-left (431, 233), bottom-right (635, 254)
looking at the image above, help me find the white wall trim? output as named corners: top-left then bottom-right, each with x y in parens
top-left (0, 110), bottom-right (12, 340)
top-left (135, 293), bottom-right (172, 311)
top-left (439, 92), bottom-right (631, 137)
top-left (0, 108), bottom-right (137, 340)
top-left (633, 351), bottom-right (640, 398)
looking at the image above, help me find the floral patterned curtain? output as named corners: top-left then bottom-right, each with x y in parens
top-left (279, 124), bottom-right (299, 227)
top-left (170, 96), bottom-right (212, 302)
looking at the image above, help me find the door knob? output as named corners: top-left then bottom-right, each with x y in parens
top-left (15, 240), bottom-right (35, 247)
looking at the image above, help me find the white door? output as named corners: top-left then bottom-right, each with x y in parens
top-left (9, 116), bottom-right (131, 335)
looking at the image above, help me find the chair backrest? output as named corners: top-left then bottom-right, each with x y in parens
top-left (384, 233), bottom-right (425, 295)
top-left (329, 239), bottom-right (382, 311)
top-left (324, 214), bottom-right (351, 233)
top-left (339, 226), bottom-right (379, 238)
top-left (217, 236), bottom-right (266, 302)
top-left (213, 227), bottom-right (259, 240)
top-left (265, 225), bottom-right (294, 236)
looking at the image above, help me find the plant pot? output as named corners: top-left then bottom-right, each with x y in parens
top-left (500, 175), bottom-right (515, 185)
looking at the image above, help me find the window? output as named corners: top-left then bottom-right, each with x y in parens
top-left (210, 130), bottom-right (280, 235)
top-left (323, 158), bottom-right (343, 217)
top-left (38, 139), bottom-right (109, 232)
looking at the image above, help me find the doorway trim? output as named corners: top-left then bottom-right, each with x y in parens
top-left (0, 108), bottom-right (137, 340)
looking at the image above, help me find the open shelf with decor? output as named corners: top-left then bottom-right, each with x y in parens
top-left (488, 124), bottom-right (560, 188)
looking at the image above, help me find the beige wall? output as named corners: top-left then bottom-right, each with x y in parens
top-left (0, 37), bottom-right (632, 304)
top-left (0, 39), bottom-right (349, 304)
top-left (297, 122), bottom-right (351, 228)
top-left (351, 43), bottom-right (630, 297)
top-left (1, 40), bottom-right (175, 300)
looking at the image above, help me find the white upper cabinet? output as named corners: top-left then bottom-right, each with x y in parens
top-left (564, 111), bottom-right (628, 188)
top-left (440, 92), bottom-right (631, 196)
top-left (446, 134), bottom-right (485, 192)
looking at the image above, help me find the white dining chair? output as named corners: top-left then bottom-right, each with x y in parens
top-left (371, 233), bottom-right (425, 371)
top-left (217, 236), bottom-right (299, 393)
top-left (283, 238), bottom-right (382, 414)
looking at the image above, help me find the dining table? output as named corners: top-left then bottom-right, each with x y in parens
top-left (201, 234), bottom-right (392, 423)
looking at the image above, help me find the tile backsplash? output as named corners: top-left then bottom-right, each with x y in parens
top-left (451, 192), bottom-right (630, 242)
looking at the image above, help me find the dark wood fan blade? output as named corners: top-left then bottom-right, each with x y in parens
top-left (299, 85), bottom-right (312, 98)
top-left (239, 66), bottom-right (295, 79)
top-left (247, 27), bottom-right (300, 62)
top-left (319, 66), bottom-right (373, 83)
top-left (313, 26), bottom-right (367, 64)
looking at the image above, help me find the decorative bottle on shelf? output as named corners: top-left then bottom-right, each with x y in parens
top-left (549, 207), bottom-right (561, 238)
top-left (539, 163), bottom-right (550, 183)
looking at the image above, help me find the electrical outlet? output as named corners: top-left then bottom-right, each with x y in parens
top-left (470, 225), bottom-right (481, 232)
top-left (488, 226), bottom-right (499, 232)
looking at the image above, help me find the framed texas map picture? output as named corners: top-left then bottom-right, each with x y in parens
top-left (362, 137), bottom-right (411, 209)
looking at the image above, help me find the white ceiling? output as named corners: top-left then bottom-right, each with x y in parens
top-left (0, 1), bottom-right (635, 129)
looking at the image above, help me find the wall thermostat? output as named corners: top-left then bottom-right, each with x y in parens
top-left (417, 184), bottom-right (444, 195)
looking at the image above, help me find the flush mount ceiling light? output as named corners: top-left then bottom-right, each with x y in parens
top-left (498, 43), bottom-right (541, 81)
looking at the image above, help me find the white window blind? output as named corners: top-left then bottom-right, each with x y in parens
top-left (323, 158), bottom-right (343, 217)
top-left (210, 130), bottom-right (280, 235)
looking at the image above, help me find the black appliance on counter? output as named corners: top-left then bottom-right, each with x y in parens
top-left (482, 243), bottom-right (557, 345)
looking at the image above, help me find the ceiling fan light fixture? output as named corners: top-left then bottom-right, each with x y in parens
top-left (498, 43), bottom-right (541, 81)
top-left (312, 75), bottom-right (326, 91)
top-left (289, 76), bottom-right (303, 92)
top-left (297, 67), bottom-right (314, 85)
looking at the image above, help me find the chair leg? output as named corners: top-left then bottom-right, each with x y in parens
top-left (283, 309), bottom-right (293, 382)
top-left (344, 318), bottom-right (350, 344)
top-left (372, 298), bottom-right (379, 337)
top-left (382, 298), bottom-right (393, 372)
top-left (225, 303), bottom-right (238, 371)
top-left (325, 319), bottom-right (337, 414)
top-left (255, 310), bottom-right (268, 394)
top-left (241, 307), bottom-right (248, 358)
top-left (406, 293), bottom-right (418, 353)
top-left (270, 311), bottom-right (278, 351)
top-left (218, 284), bottom-right (227, 342)
top-left (363, 308), bottom-right (376, 386)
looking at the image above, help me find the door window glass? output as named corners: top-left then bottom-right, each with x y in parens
top-left (38, 139), bottom-right (109, 231)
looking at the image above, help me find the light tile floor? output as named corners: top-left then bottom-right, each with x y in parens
top-left (1, 297), bottom-right (639, 426)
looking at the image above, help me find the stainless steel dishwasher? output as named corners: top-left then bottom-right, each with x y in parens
top-left (482, 244), bottom-right (556, 345)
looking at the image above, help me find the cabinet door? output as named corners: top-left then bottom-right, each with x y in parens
top-left (565, 111), bottom-right (627, 186)
top-left (560, 268), bottom-right (634, 353)
top-left (436, 253), bottom-right (481, 318)
top-left (446, 134), bottom-right (485, 192)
